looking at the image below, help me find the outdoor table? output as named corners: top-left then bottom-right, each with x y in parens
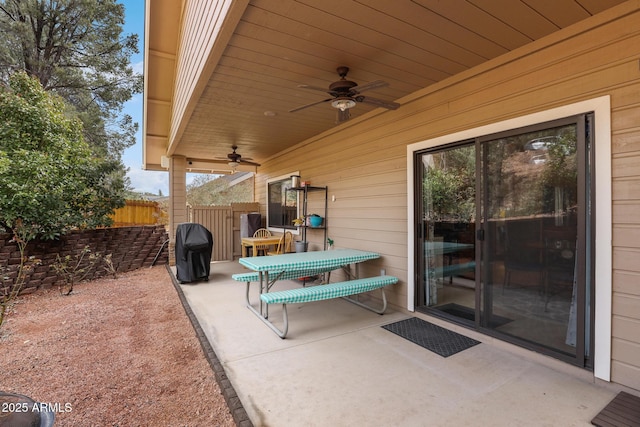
top-left (241, 236), bottom-right (282, 257)
top-left (239, 248), bottom-right (380, 317)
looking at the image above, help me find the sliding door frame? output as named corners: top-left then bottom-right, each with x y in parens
top-left (406, 96), bottom-right (611, 379)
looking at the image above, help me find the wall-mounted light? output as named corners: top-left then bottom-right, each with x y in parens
top-left (160, 155), bottom-right (170, 169)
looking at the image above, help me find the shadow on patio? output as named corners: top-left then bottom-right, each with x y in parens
top-left (171, 261), bottom-right (621, 427)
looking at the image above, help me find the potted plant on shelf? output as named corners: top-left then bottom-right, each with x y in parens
top-left (327, 237), bottom-right (334, 250)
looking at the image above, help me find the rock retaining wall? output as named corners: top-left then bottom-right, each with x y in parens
top-left (0, 225), bottom-right (169, 294)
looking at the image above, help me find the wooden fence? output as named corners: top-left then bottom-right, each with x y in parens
top-left (189, 202), bottom-right (259, 261)
top-left (110, 200), bottom-right (168, 227)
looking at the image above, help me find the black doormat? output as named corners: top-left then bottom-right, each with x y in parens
top-left (591, 391), bottom-right (640, 427)
top-left (382, 317), bottom-right (480, 357)
top-left (436, 303), bottom-right (513, 328)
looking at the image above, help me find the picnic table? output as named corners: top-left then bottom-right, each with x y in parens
top-left (234, 249), bottom-right (398, 338)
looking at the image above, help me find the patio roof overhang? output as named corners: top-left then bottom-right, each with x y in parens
top-left (143, 0), bottom-right (627, 174)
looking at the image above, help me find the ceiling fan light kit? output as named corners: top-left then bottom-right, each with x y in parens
top-left (331, 97), bottom-right (356, 111)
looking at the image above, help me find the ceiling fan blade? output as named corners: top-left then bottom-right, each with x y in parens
top-left (289, 98), bottom-right (333, 113)
top-left (239, 159), bottom-right (261, 167)
top-left (351, 80), bottom-right (388, 94)
top-left (297, 84), bottom-right (331, 93)
top-left (335, 109), bottom-right (351, 124)
top-left (357, 96), bottom-right (400, 110)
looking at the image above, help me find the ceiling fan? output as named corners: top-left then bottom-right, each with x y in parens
top-left (215, 145), bottom-right (260, 170)
top-left (289, 66), bottom-right (400, 123)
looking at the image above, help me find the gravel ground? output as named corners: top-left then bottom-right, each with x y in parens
top-left (0, 266), bottom-right (235, 426)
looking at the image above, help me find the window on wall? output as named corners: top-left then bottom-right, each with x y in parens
top-left (267, 174), bottom-right (298, 230)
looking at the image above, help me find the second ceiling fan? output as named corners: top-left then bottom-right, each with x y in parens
top-left (212, 145), bottom-right (260, 171)
top-left (289, 66), bottom-right (400, 123)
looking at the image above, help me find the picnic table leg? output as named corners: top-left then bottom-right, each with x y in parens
top-left (278, 304), bottom-right (289, 338)
top-left (245, 280), bottom-right (254, 307)
top-left (264, 271), bottom-right (270, 318)
top-left (343, 288), bottom-right (388, 315)
top-left (245, 282), bottom-right (288, 338)
top-left (259, 271), bottom-right (265, 317)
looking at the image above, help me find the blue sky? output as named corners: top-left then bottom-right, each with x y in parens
top-left (121, 0), bottom-right (169, 195)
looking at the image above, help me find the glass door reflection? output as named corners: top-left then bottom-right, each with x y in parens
top-left (481, 124), bottom-right (580, 357)
top-left (420, 144), bottom-right (477, 324)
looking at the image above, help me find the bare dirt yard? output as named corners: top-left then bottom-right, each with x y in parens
top-left (0, 265), bottom-right (235, 426)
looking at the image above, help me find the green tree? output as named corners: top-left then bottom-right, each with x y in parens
top-left (0, 72), bottom-right (124, 240)
top-left (0, 0), bottom-right (142, 165)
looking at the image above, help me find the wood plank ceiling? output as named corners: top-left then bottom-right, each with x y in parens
top-left (149, 0), bottom-right (626, 171)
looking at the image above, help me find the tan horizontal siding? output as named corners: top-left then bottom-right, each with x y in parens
top-left (613, 225), bottom-right (640, 248)
top-left (612, 339), bottom-right (640, 370)
top-left (613, 316), bottom-right (640, 345)
top-left (613, 271), bottom-right (640, 296)
top-left (613, 248), bottom-right (640, 271)
top-left (601, 25), bottom-right (640, 389)
top-left (612, 151), bottom-right (640, 179)
top-left (611, 359), bottom-right (640, 388)
top-left (613, 294), bottom-right (640, 320)
top-left (613, 178), bottom-right (640, 200)
top-left (612, 314), bottom-right (640, 385)
top-left (253, 5), bottom-right (640, 389)
top-left (613, 201), bottom-right (640, 224)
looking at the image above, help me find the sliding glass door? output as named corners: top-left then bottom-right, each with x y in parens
top-left (416, 114), bottom-right (592, 367)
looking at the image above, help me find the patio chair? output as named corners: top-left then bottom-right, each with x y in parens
top-left (253, 228), bottom-right (272, 256)
top-left (268, 231), bottom-right (293, 255)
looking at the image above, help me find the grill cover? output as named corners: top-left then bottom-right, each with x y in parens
top-left (175, 223), bottom-right (213, 283)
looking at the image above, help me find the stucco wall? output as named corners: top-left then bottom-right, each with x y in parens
top-left (255, 3), bottom-right (640, 390)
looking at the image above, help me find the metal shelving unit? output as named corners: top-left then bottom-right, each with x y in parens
top-left (290, 185), bottom-right (328, 250)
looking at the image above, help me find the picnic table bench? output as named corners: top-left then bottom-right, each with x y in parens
top-left (234, 273), bottom-right (397, 338)
top-left (261, 275), bottom-right (398, 336)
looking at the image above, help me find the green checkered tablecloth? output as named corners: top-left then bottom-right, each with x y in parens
top-left (238, 248), bottom-right (380, 272)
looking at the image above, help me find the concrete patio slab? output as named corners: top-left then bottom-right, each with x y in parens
top-left (177, 261), bottom-right (624, 427)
